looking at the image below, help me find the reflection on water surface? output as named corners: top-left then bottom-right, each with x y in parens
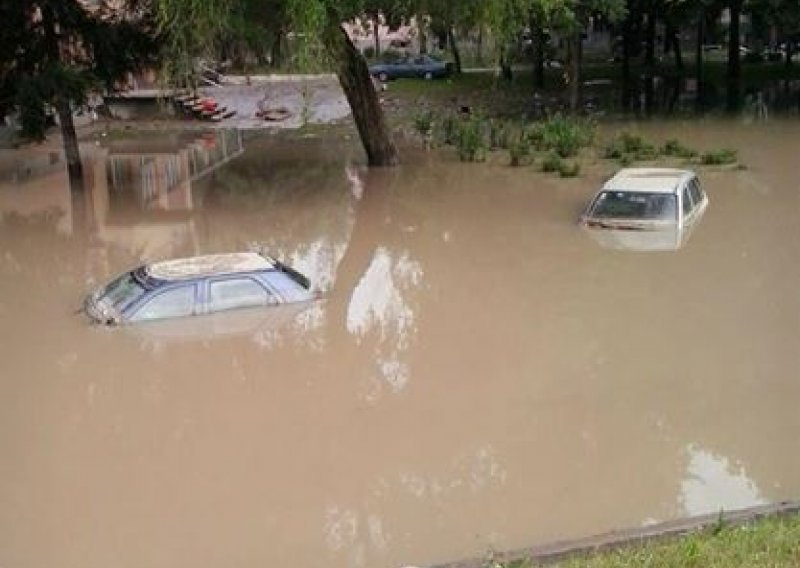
top-left (1, 121), bottom-right (800, 568)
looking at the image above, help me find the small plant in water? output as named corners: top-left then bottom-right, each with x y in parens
top-left (456, 114), bottom-right (488, 162)
top-left (413, 110), bottom-right (434, 137)
top-left (489, 119), bottom-right (513, 150)
top-left (662, 138), bottom-right (697, 159)
top-left (558, 161), bottom-right (581, 177)
top-left (529, 115), bottom-right (595, 158)
top-left (604, 132), bottom-right (659, 162)
top-left (508, 135), bottom-right (531, 167)
top-left (701, 148), bottom-right (738, 165)
top-left (540, 152), bottom-right (563, 173)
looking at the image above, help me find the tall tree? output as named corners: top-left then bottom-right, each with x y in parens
top-left (0, 1), bottom-right (157, 188)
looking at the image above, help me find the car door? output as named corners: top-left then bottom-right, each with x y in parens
top-left (680, 183), bottom-right (696, 229)
top-left (126, 284), bottom-right (198, 322)
top-left (205, 275), bottom-right (278, 315)
top-left (688, 177), bottom-right (707, 216)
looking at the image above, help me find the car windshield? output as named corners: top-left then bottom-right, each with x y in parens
top-left (100, 272), bottom-right (146, 310)
top-left (589, 191), bottom-right (677, 221)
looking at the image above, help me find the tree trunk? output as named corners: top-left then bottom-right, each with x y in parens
top-left (270, 30), bottom-right (284, 68)
top-left (419, 22), bottom-right (428, 54)
top-left (695, 9), bottom-right (705, 109)
top-left (499, 49), bottom-right (513, 82)
top-left (727, 0), bottom-right (742, 111)
top-left (373, 19), bottom-right (381, 56)
top-left (55, 98), bottom-right (84, 188)
top-left (533, 24), bottom-right (546, 88)
top-left (786, 42), bottom-right (793, 68)
top-left (665, 21), bottom-right (683, 71)
top-left (42, 3), bottom-right (84, 189)
top-left (622, 19), bottom-right (632, 110)
top-left (448, 26), bottom-right (461, 74)
top-left (568, 33), bottom-right (583, 112)
top-left (645, 10), bottom-right (656, 69)
top-left (325, 24), bottom-right (398, 166)
top-left (672, 28), bottom-right (683, 70)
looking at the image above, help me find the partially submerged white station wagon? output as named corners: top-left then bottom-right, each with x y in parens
top-left (84, 252), bottom-right (316, 325)
top-left (580, 168), bottom-right (709, 251)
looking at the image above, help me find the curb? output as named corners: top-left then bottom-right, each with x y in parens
top-left (430, 500), bottom-right (800, 568)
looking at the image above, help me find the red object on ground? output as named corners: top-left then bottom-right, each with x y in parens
top-left (201, 98), bottom-right (218, 112)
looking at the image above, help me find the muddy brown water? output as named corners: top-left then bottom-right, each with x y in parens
top-left (1, 120), bottom-right (800, 568)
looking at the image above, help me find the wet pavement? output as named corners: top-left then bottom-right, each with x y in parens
top-left (1, 119), bottom-right (800, 568)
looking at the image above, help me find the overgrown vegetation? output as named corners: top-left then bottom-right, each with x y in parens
top-left (411, 112), bottom-right (738, 174)
top-left (493, 513), bottom-right (800, 568)
top-left (701, 148), bottom-right (738, 165)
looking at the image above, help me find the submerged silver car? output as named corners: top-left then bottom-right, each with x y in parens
top-left (580, 168), bottom-right (709, 251)
top-left (84, 252), bottom-right (315, 325)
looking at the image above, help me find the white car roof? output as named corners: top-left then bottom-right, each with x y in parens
top-left (602, 168), bottom-right (695, 194)
top-left (147, 252), bottom-right (275, 281)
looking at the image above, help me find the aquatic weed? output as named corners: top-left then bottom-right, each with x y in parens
top-left (529, 115), bottom-right (595, 158)
top-left (662, 138), bottom-right (698, 159)
top-left (508, 134), bottom-right (532, 167)
top-left (455, 114), bottom-right (488, 162)
top-left (541, 152), bottom-right (563, 173)
top-left (558, 161), bottom-right (581, 177)
top-left (701, 148), bottom-right (738, 165)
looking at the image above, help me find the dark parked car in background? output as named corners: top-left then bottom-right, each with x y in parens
top-left (369, 55), bottom-right (452, 81)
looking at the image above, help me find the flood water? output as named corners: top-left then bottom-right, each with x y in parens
top-left (1, 120), bottom-right (800, 568)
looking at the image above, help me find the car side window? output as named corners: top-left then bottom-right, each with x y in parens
top-left (682, 185), bottom-right (694, 215)
top-left (689, 178), bottom-right (703, 206)
top-left (208, 277), bottom-right (274, 313)
top-left (130, 285), bottom-right (196, 322)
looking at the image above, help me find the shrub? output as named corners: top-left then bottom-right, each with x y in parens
top-left (558, 161), bottom-right (581, 177)
top-left (604, 132), bottom-right (659, 162)
top-left (508, 135), bottom-right (531, 167)
top-left (440, 113), bottom-right (459, 145)
top-left (489, 119), bottom-right (512, 150)
top-left (413, 110), bottom-right (434, 137)
top-left (456, 115), bottom-right (488, 162)
top-left (701, 148), bottom-right (738, 165)
top-left (662, 138), bottom-right (697, 159)
top-left (529, 115), bottom-right (595, 158)
top-left (541, 152), bottom-right (563, 172)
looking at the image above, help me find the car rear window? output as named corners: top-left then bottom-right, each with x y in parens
top-left (100, 272), bottom-right (146, 310)
top-left (589, 191), bottom-right (678, 221)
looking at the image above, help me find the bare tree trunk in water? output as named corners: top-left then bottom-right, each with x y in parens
top-left (695, 10), bottom-right (705, 110)
top-left (42, 4), bottom-right (84, 190)
top-left (727, 0), bottom-right (742, 111)
top-left (56, 99), bottom-right (84, 189)
top-left (568, 33), bottom-right (583, 112)
top-left (447, 27), bottom-right (461, 74)
top-left (324, 24), bottom-right (398, 167)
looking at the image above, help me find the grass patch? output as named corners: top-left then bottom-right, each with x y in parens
top-left (662, 138), bottom-right (698, 159)
top-left (529, 115), bottom-right (595, 158)
top-left (541, 152), bottom-right (563, 173)
top-left (604, 132), bottom-right (660, 162)
top-left (700, 148), bottom-right (738, 165)
top-left (495, 513), bottom-right (800, 568)
top-left (454, 114), bottom-right (488, 162)
top-left (508, 134), bottom-right (532, 167)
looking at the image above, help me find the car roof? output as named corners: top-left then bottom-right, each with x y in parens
top-left (145, 252), bottom-right (276, 282)
top-left (602, 168), bottom-right (695, 194)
